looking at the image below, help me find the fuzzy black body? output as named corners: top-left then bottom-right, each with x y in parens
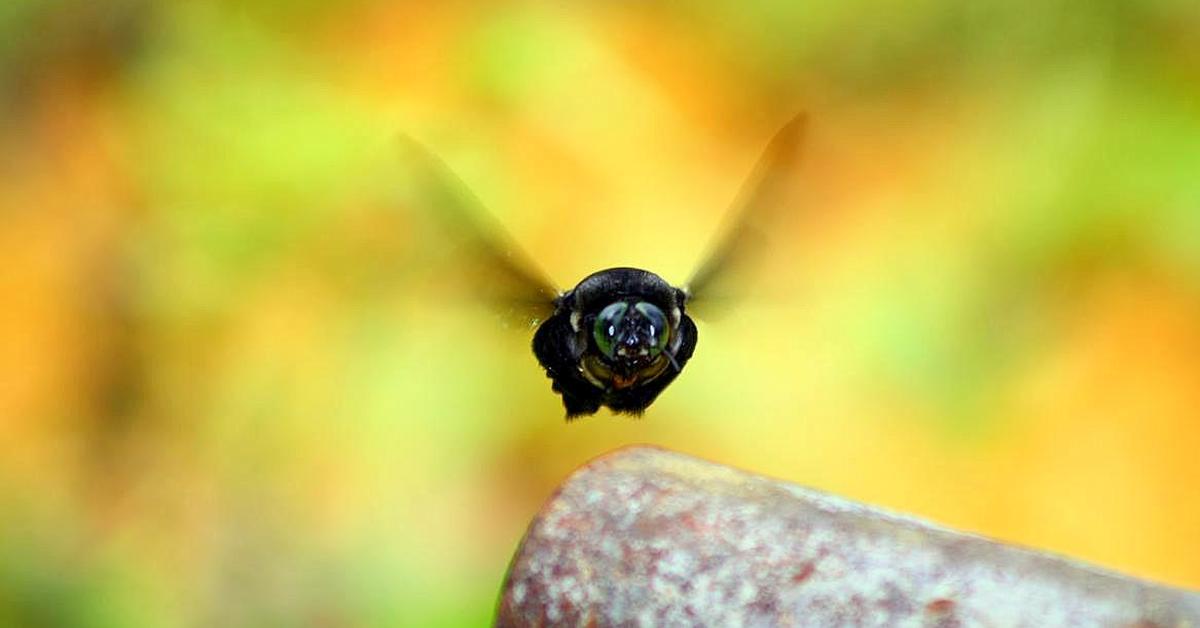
top-left (533, 268), bottom-right (698, 417)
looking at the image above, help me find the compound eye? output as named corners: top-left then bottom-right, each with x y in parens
top-left (634, 302), bottom-right (671, 355)
top-left (592, 302), bottom-right (629, 358)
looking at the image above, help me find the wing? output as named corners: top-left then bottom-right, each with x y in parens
top-left (683, 114), bottom-right (808, 315)
top-left (398, 136), bottom-right (560, 329)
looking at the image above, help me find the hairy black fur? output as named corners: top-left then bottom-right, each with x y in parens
top-left (532, 268), bottom-right (698, 417)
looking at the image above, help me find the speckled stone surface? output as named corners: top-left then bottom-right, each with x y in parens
top-left (496, 446), bottom-right (1199, 627)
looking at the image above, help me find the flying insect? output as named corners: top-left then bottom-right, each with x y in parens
top-left (404, 115), bottom-right (806, 418)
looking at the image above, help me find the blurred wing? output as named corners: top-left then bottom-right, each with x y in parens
top-left (684, 114), bottom-right (807, 315)
top-left (399, 136), bottom-right (560, 328)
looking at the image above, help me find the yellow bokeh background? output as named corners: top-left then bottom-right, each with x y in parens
top-left (2, 1), bottom-right (1198, 625)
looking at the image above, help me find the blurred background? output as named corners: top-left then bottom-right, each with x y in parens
top-left (2, 0), bottom-right (1199, 625)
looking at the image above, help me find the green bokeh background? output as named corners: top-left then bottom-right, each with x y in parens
top-left (2, 1), bottom-right (1198, 625)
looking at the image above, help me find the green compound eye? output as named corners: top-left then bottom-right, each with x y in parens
top-left (634, 302), bottom-right (671, 355)
top-left (592, 302), bottom-right (628, 358)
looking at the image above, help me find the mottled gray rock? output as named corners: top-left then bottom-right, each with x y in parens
top-left (497, 446), bottom-right (1199, 627)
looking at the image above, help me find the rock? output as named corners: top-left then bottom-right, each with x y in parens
top-left (496, 446), bottom-right (1199, 627)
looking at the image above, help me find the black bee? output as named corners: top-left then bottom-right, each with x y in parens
top-left (404, 115), bottom-right (805, 418)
